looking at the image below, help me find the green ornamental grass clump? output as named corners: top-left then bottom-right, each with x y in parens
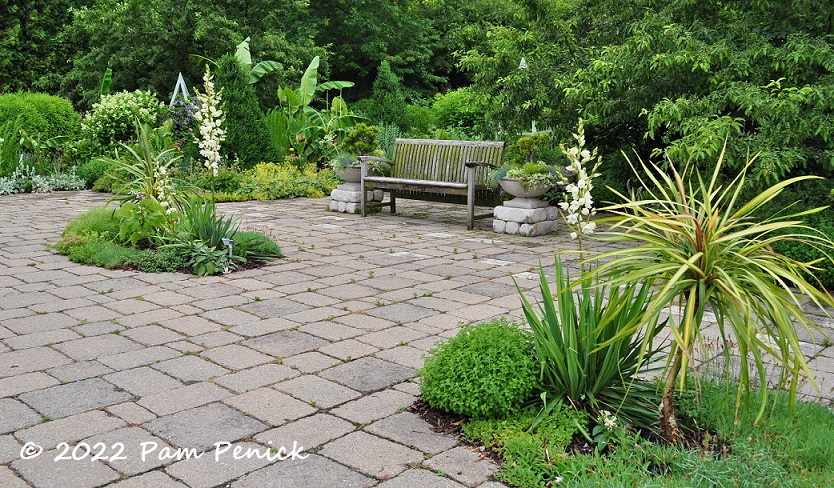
top-left (419, 318), bottom-right (538, 419)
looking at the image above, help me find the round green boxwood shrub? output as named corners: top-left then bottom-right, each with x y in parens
top-left (419, 318), bottom-right (538, 419)
top-left (0, 92), bottom-right (81, 139)
top-left (81, 90), bottom-right (166, 147)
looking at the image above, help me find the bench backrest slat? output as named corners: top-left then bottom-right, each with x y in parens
top-left (391, 139), bottom-right (504, 185)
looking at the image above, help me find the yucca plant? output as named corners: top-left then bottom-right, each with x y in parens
top-left (592, 144), bottom-right (834, 443)
top-left (518, 257), bottom-right (666, 430)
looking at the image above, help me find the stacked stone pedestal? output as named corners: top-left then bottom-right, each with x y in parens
top-left (329, 183), bottom-right (384, 213)
top-left (493, 197), bottom-right (559, 236)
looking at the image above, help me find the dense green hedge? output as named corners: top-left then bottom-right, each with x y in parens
top-left (0, 92), bottom-right (81, 139)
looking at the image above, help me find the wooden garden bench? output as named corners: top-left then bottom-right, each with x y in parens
top-left (359, 138), bottom-right (505, 230)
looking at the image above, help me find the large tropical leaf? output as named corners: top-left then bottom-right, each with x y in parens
top-left (248, 61), bottom-right (283, 84)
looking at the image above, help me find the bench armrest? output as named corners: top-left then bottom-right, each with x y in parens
top-left (465, 161), bottom-right (498, 169)
top-left (357, 156), bottom-right (392, 164)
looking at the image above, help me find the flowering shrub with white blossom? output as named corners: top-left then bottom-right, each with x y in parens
top-left (558, 120), bottom-right (602, 243)
top-left (193, 66), bottom-right (226, 181)
top-left (81, 90), bottom-right (166, 147)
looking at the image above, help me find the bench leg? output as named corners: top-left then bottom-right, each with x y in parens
top-left (361, 179), bottom-right (367, 218)
top-left (466, 166), bottom-right (475, 230)
top-left (390, 192), bottom-right (396, 214)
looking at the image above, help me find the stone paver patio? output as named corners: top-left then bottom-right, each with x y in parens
top-left (1, 191), bottom-right (832, 487)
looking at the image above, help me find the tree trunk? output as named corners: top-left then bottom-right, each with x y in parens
top-left (660, 346), bottom-right (684, 444)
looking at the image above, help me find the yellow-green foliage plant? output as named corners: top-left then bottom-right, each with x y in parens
top-left (593, 144), bottom-right (834, 444)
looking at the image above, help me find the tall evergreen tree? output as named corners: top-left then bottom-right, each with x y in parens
top-left (368, 60), bottom-right (407, 128)
top-left (213, 54), bottom-right (279, 168)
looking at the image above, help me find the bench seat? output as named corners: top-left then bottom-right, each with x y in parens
top-left (360, 139), bottom-right (505, 229)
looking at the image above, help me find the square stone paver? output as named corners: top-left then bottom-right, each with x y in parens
top-left (318, 339), bottom-right (380, 361)
top-left (357, 326), bottom-right (428, 349)
top-left (0, 398), bottom-right (41, 434)
top-left (14, 410), bottom-right (126, 450)
top-left (231, 453), bottom-right (374, 488)
top-left (299, 321), bottom-right (364, 341)
top-left (165, 441), bottom-right (274, 488)
top-left (365, 303), bottom-right (436, 323)
top-left (137, 383), bottom-right (232, 416)
top-left (84, 426), bottom-right (171, 476)
top-left (18, 378), bottom-right (132, 420)
top-left (283, 351), bottom-right (342, 373)
top-left (104, 367), bottom-right (183, 396)
top-left (320, 357), bottom-right (414, 392)
top-left (223, 387), bottom-right (316, 426)
top-left (97, 346), bottom-right (180, 371)
top-left (0, 465), bottom-right (31, 488)
top-left (215, 363), bottom-right (301, 393)
top-left (0, 372), bottom-right (59, 398)
top-left (108, 470), bottom-right (187, 488)
top-left (243, 331), bottom-right (328, 358)
top-left (46, 361), bottom-right (114, 383)
top-left (255, 413), bottom-right (354, 450)
top-left (151, 355), bottom-right (229, 382)
top-left (319, 431), bottom-right (423, 479)
top-left (375, 469), bottom-right (468, 488)
top-left (366, 412), bottom-right (458, 454)
top-left (0, 347), bottom-right (72, 378)
top-left (330, 389), bottom-right (416, 425)
top-left (0, 435), bottom-right (22, 464)
top-left (145, 403), bottom-right (266, 451)
top-left (424, 446), bottom-right (500, 487)
top-left (201, 344), bottom-right (273, 370)
top-left (121, 325), bottom-right (184, 346)
top-left (12, 448), bottom-right (120, 488)
top-left (275, 375), bottom-right (361, 408)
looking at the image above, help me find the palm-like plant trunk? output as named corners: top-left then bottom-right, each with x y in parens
top-left (660, 346), bottom-right (684, 444)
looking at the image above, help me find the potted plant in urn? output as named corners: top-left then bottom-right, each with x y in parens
top-left (488, 133), bottom-right (560, 198)
top-left (328, 123), bottom-right (390, 182)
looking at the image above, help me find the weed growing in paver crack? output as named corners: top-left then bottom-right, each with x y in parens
top-left (388, 248), bottom-right (394, 254)
top-left (396, 407), bottom-right (405, 413)
top-left (253, 296), bottom-right (261, 301)
top-left (289, 326), bottom-right (299, 331)
top-left (346, 355), bottom-right (352, 361)
top-left (398, 341), bottom-right (407, 346)
top-left (444, 274), bottom-right (452, 280)
top-left (306, 287), bottom-right (314, 292)
top-left (41, 415), bottom-right (52, 422)
top-left (342, 306), bottom-right (349, 311)
top-left (350, 278), bottom-right (357, 284)
top-left (27, 262), bottom-right (35, 266)
top-left (375, 300), bottom-right (385, 307)
top-left (368, 270), bottom-right (375, 278)
top-left (472, 253), bottom-right (479, 259)
top-left (423, 292), bottom-right (433, 297)
top-left (359, 254), bottom-right (365, 259)
top-left (823, 337), bottom-right (832, 348)
top-left (310, 400), bottom-right (317, 407)
top-left (291, 364), bottom-right (299, 370)
top-left (135, 296), bottom-right (144, 301)
top-left (453, 248), bottom-right (458, 254)
top-left (109, 329), bottom-right (120, 335)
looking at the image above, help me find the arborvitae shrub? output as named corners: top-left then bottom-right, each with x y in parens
top-left (213, 55), bottom-right (279, 168)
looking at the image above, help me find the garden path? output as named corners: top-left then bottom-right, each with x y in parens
top-left (0, 191), bottom-right (831, 487)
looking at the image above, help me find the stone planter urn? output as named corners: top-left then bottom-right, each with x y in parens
top-left (498, 178), bottom-right (551, 199)
top-left (335, 166), bottom-right (362, 183)
top-left (493, 178), bottom-right (558, 236)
